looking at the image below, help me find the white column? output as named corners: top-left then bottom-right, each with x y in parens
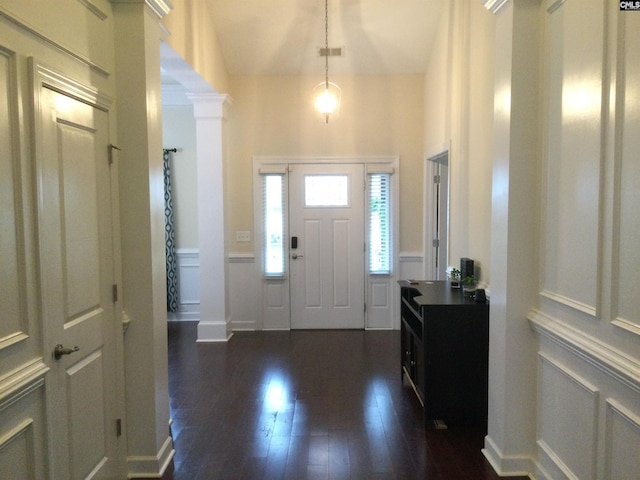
top-left (188, 93), bottom-right (233, 342)
top-left (112, 0), bottom-right (174, 477)
top-left (482, 0), bottom-right (541, 476)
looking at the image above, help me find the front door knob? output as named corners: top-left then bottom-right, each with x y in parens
top-left (291, 253), bottom-right (304, 260)
top-left (53, 344), bottom-right (79, 360)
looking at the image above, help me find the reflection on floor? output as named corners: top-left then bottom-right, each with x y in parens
top-left (154, 322), bottom-right (527, 480)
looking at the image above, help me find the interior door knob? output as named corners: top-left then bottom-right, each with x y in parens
top-left (53, 344), bottom-right (80, 360)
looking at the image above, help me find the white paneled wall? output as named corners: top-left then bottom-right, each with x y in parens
top-left (537, 353), bottom-right (599, 479)
top-left (530, 314), bottom-right (640, 480)
top-left (398, 254), bottom-right (424, 282)
top-left (168, 249), bottom-right (201, 321)
top-left (228, 255), bottom-right (260, 330)
top-left (169, 250), bottom-right (422, 330)
top-left (528, 2), bottom-right (640, 479)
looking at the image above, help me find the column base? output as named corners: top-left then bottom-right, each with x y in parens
top-left (196, 319), bottom-right (233, 342)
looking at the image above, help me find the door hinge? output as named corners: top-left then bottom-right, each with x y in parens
top-left (116, 418), bottom-right (122, 437)
top-left (108, 144), bottom-right (121, 165)
top-left (433, 238), bottom-right (439, 247)
top-left (433, 175), bottom-right (441, 184)
top-left (112, 284), bottom-right (118, 302)
top-left (364, 303), bottom-right (367, 313)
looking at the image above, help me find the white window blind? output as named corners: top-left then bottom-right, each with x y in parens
top-left (263, 174), bottom-right (285, 276)
top-left (369, 173), bottom-right (391, 274)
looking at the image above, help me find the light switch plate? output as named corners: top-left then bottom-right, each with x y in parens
top-left (236, 230), bottom-right (251, 242)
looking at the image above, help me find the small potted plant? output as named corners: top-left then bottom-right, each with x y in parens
top-left (462, 275), bottom-right (478, 296)
top-left (447, 267), bottom-right (461, 289)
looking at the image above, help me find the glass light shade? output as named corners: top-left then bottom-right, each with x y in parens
top-left (313, 81), bottom-right (341, 121)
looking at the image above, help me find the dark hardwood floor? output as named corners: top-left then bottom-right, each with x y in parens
top-left (157, 322), bottom-right (527, 480)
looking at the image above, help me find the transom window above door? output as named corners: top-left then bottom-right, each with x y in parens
top-left (304, 175), bottom-right (349, 207)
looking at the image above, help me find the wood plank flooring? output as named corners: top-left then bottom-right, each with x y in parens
top-left (157, 322), bottom-right (527, 480)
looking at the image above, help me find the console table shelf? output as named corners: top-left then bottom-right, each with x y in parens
top-left (399, 280), bottom-right (489, 428)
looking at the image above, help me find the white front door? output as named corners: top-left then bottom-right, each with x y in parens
top-left (39, 86), bottom-right (122, 479)
top-left (289, 164), bottom-right (365, 329)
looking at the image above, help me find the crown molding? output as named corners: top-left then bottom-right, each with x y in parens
top-left (111, 0), bottom-right (173, 19)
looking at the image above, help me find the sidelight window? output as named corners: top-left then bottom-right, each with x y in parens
top-left (263, 174), bottom-right (285, 276)
top-left (369, 173), bottom-right (391, 274)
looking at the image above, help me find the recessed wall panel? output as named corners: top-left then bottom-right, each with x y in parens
top-left (538, 354), bottom-right (598, 479)
top-left (0, 379), bottom-right (47, 480)
top-left (60, 122), bottom-right (101, 319)
top-left (0, 421), bottom-right (35, 480)
top-left (605, 400), bottom-right (640, 479)
top-left (304, 220), bottom-right (321, 307)
top-left (332, 219), bottom-right (349, 307)
top-left (615, 12), bottom-right (640, 331)
top-left (542, 0), bottom-right (604, 313)
top-left (0, 48), bottom-right (27, 350)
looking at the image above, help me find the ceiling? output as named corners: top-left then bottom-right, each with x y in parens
top-left (204, 0), bottom-right (445, 76)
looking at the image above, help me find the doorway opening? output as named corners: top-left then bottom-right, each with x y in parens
top-left (425, 150), bottom-right (449, 280)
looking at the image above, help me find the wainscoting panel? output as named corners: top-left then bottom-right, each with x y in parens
top-left (537, 353), bottom-right (599, 480)
top-left (183, 252), bottom-right (419, 331)
top-left (171, 249), bottom-right (200, 321)
top-left (605, 399), bottom-right (640, 479)
top-left (0, 369), bottom-right (48, 480)
top-left (228, 254), bottom-right (259, 330)
top-left (399, 253), bottom-right (424, 281)
top-left (530, 311), bottom-right (640, 480)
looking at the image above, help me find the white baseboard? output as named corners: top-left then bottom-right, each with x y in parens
top-left (197, 319), bottom-right (233, 342)
top-left (126, 436), bottom-right (175, 479)
top-left (231, 320), bottom-right (257, 331)
top-left (482, 435), bottom-right (533, 478)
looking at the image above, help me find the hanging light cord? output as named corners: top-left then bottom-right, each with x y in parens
top-left (324, 0), bottom-right (329, 90)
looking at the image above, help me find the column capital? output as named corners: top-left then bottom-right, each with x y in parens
top-left (187, 93), bottom-right (233, 119)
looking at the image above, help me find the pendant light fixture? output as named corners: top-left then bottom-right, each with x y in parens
top-left (313, 0), bottom-right (341, 123)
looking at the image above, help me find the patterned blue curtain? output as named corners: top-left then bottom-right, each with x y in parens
top-left (163, 149), bottom-right (179, 313)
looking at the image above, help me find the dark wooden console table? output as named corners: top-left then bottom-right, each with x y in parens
top-left (399, 280), bottom-right (489, 428)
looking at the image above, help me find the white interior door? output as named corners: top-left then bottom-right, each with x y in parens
top-left (39, 86), bottom-right (122, 479)
top-left (289, 163), bottom-right (365, 329)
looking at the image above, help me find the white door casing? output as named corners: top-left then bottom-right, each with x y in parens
top-left (289, 163), bottom-right (365, 329)
top-left (427, 151), bottom-right (449, 280)
top-left (37, 82), bottom-right (122, 479)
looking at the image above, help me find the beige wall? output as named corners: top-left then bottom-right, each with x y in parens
top-left (162, 106), bottom-right (199, 249)
top-left (423, 1), bottom-right (495, 285)
top-left (162, 0), bottom-right (429, 262)
top-left (162, 106), bottom-right (198, 249)
top-left (226, 74), bottom-right (425, 254)
top-left (162, 0), bottom-right (229, 93)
